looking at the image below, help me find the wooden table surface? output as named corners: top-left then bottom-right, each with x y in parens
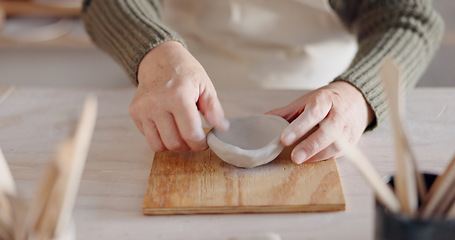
top-left (0, 87), bottom-right (454, 240)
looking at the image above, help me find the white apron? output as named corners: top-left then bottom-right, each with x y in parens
top-left (162, 0), bottom-right (357, 89)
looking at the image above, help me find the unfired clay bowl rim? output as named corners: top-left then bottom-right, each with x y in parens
top-left (207, 114), bottom-right (289, 168)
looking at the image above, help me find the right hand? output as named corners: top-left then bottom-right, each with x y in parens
top-left (130, 41), bottom-right (229, 152)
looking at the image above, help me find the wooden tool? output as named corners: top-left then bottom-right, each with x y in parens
top-left (54, 95), bottom-right (97, 237)
top-left (0, 1), bottom-right (81, 18)
top-left (421, 155), bottom-right (455, 218)
top-left (26, 95), bottom-right (97, 239)
top-left (143, 146), bottom-right (345, 215)
top-left (380, 59), bottom-right (424, 216)
top-left (333, 136), bottom-right (400, 213)
top-left (0, 148), bottom-right (16, 240)
top-left (0, 86), bottom-right (15, 106)
top-left (447, 198), bottom-right (455, 219)
top-left (318, 121), bottom-right (401, 213)
top-left (0, 148), bottom-right (15, 196)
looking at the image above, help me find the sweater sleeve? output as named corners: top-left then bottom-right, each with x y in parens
top-left (328, 0), bottom-right (444, 130)
top-left (81, 0), bottom-right (185, 85)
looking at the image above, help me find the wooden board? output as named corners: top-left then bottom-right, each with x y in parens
top-left (143, 146), bottom-right (345, 215)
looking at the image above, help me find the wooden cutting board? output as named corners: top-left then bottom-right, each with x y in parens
top-left (143, 146), bottom-right (345, 215)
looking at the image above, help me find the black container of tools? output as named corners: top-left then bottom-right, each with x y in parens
top-left (375, 173), bottom-right (455, 240)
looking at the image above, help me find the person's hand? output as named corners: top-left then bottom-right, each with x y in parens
top-left (129, 41), bottom-right (229, 152)
top-left (267, 81), bottom-right (374, 164)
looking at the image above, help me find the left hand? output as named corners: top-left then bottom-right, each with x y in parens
top-left (267, 81), bottom-right (374, 164)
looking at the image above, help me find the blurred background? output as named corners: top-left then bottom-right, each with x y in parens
top-left (0, 0), bottom-right (453, 88)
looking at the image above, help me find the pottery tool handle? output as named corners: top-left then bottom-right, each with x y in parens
top-left (0, 86), bottom-right (15, 106)
top-left (54, 95), bottom-right (98, 237)
top-left (335, 138), bottom-right (401, 213)
top-left (380, 58), bottom-right (422, 216)
top-left (0, 2), bottom-right (81, 17)
top-left (447, 198), bottom-right (455, 219)
top-left (0, 148), bottom-right (15, 196)
top-left (320, 122), bottom-right (401, 213)
top-left (26, 95), bottom-right (98, 239)
top-left (421, 154), bottom-right (455, 218)
top-left (0, 148), bottom-right (16, 239)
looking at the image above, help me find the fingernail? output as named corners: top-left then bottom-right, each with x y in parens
top-left (214, 118), bottom-right (229, 132)
top-left (283, 132), bottom-right (296, 146)
top-left (219, 119), bottom-right (230, 132)
top-left (196, 128), bottom-right (206, 140)
top-left (293, 151), bottom-right (307, 164)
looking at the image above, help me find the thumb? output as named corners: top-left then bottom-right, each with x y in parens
top-left (266, 95), bottom-right (309, 122)
top-left (266, 106), bottom-right (290, 118)
top-left (266, 104), bottom-right (301, 122)
top-left (198, 88), bottom-right (229, 132)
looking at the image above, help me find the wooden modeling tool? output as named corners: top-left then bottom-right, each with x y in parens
top-left (320, 122), bottom-right (401, 213)
top-left (26, 95), bottom-right (97, 239)
top-left (421, 155), bottom-right (455, 218)
top-left (0, 148), bottom-right (16, 240)
top-left (0, 194), bottom-right (13, 240)
top-left (446, 198), bottom-right (455, 219)
top-left (27, 141), bottom-right (72, 240)
top-left (0, 86), bottom-right (15, 106)
top-left (337, 139), bottom-right (401, 213)
top-left (380, 59), bottom-right (425, 216)
top-left (433, 181), bottom-right (455, 217)
top-left (0, 148), bottom-right (16, 197)
top-left (0, 1), bottom-right (81, 18)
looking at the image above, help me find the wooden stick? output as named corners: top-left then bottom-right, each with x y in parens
top-left (27, 95), bottom-right (97, 239)
top-left (320, 122), bottom-right (401, 213)
top-left (0, 2), bottom-right (81, 17)
top-left (0, 148), bottom-right (16, 196)
top-left (0, 193), bottom-right (13, 240)
top-left (380, 59), bottom-right (422, 216)
top-left (433, 181), bottom-right (455, 217)
top-left (0, 218), bottom-right (12, 240)
top-left (53, 95), bottom-right (97, 238)
top-left (0, 7), bottom-right (4, 30)
top-left (406, 141), bottom-right (428, 202)
top-left (335, 139), bottom-right (401, 213)
top-left (0, 86), bottom-right (15, 106)
top-left (9, 195), bottom-right (27, 240)
top-left (0, 148), bottom-right (15, 235)
top-left (421, 155), bottom-right (455, 218)
top-left (26, 154), bottom-right (61, 239)
top-left (447, 197), bottom-right (455, 219)
top-left (32, 140), bottom-right (73, 240)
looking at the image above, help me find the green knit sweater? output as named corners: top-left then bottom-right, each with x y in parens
top-left (81, 0), bottom-right (444, 129)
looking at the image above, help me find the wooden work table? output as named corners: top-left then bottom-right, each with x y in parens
top-left (0, 87), bottom-right (454, 239)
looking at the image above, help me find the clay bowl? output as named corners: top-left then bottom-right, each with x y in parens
top-left (207, 114), bottom-right (289, 168)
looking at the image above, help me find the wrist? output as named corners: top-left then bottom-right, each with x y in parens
top-left (138, 41), bottom-right (185, 84)
top-left (329, 81), bottom-right (375, 129)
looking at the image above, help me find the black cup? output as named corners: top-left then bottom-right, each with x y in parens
top-left (375, 173), bottom-right (455, 240)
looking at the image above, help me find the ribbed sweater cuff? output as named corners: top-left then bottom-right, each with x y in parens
top-left (332, 3), bottom-right (444, 131)
top-left (82, 0), bottom-right (185, 85)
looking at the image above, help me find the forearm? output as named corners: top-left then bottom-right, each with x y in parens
top-left (330, 0), bottom-right (444, 130)
top-left (81, 0), bottom-right (184, 84)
